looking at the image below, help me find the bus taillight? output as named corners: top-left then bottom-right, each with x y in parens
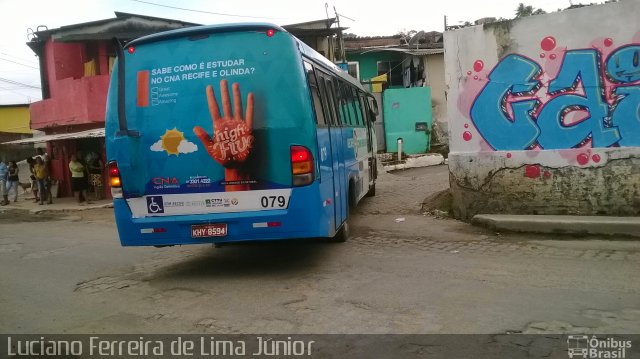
top-left (291, 145), bottom-right (314, 186)
top-left (266, 29), bottom-right (275, 37)
top-left (108, 161), bottom-right (124, 197)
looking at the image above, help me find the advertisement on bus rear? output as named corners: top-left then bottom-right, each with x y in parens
top-left (114, 31), bottom-right (316, 217)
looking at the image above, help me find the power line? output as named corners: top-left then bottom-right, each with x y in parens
top-left (0, 77), bottom-right (41, 89)
top-left (131, 0), bottom-right (290, 20)
top-left (0, 52), bottom-right (38, 65)
top-left (0, 86), bottom-right (37, 101)
top-left (0, 57), bottom-right (39, 69)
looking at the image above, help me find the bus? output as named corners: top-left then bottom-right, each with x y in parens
top-left (105, 23), bottom-right (378, 246)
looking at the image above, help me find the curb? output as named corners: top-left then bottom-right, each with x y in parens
top-left (472, 214), bottom-right (640, 238)
top-left (0, 203), bottom-right (113, 216)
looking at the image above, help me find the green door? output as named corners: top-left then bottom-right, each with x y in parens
top-left (383, 87), bottom-right (432, 154)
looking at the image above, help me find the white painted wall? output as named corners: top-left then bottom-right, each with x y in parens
top-left (443, 0), bottom-right (640, 218)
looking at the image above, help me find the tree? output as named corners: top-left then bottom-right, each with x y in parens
top-left (515, 3), bottom-right (546, 18)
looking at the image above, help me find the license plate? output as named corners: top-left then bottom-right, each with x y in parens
top-left (191, 223), bottom-right (227, 238)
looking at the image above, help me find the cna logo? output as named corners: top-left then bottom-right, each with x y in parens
top-left (146, 196), bottom-right (164, 214)
top-left (567, 335), bottom-right (632, 358)
top-left (152, 177), bottom-right (179, 185)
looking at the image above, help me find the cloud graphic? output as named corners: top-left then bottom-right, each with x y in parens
top-left (150, 140), bottom-right (163, 152)
top-left (178, 140), bottom-right (198, 154)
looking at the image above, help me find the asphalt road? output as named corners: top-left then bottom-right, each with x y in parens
top-left (1, 165), bottom-right (639, 334)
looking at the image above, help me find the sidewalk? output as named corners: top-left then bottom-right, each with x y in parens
top-left (472, 214), bottom-right (640, 238)
top-left (0, 191), bottom-right (113, 214)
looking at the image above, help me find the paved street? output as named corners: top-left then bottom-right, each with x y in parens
top-left (1, 165), bottom-right (639, 334)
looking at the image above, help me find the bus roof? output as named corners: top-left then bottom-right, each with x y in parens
top-left (127, 22), bottom-right (287, 47)
top-left (126, 22), bottom-right (370, 95)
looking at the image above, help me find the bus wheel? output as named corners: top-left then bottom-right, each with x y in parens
top-left (331, 218), bottom-right (349, 242)
top-left (366, 184), bottom-right (376, 197)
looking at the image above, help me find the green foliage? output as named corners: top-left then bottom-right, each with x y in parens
top-left (515, 3), bottom-right (547, 18)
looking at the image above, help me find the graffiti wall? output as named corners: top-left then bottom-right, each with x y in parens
top-left (444, 1), bottom-right (640, 219)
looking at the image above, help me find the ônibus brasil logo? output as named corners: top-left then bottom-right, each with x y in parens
top-left (567, 335), bottom-right (632, 358)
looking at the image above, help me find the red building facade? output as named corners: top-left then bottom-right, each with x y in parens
top-left (27, 13), bottom-right (196, 197)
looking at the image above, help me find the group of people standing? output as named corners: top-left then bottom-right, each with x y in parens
top-left (0, 159), bottom-right (20, 205)
top-left (0, 148), bottom-right (105, 206)
top-left (68, 152), bottom-right (104, 204)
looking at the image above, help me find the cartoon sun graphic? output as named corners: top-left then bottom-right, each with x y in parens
top-left (160, 128), bottom-right (185, 156)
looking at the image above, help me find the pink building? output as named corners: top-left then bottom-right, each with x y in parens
top-left (25, 13), bottom-right (195, 197)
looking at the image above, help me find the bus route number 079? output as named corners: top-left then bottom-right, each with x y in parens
top-left (261, 195), bottom-right (287, 208)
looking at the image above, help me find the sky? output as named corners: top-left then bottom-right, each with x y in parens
top-left (0, 0), bottom-right (568, 105)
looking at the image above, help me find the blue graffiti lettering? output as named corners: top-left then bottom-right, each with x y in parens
top-left (605, 45), bottom-right (640, 83)
top-left (470, 46), bottom-right (640, 150)
top-left (537, 50), bottom-right (620, 149)
top-left (612, 86), bottom-right (640, 146)
top-left (470, 55), bottom-right (541, 150)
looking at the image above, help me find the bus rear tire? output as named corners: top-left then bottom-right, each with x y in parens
top-left (366, 183), bottom-right (376, 197)
top-left (330, 219), bottom-right (349, 242)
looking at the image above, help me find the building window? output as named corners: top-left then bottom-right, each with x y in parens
top-left (377, 60), bottom-right (403, 87)
top-left (347, 61), bottom-right (360, 80)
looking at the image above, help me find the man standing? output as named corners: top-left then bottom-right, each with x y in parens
top-left (0, 158), bottom-right (8, 206)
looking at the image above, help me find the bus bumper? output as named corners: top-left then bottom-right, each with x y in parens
top-left (112, 187), bottom-right (334, 246)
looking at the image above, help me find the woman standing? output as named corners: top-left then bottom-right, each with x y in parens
top-left (6, 161), bottom-right (19, 202)
top-left (26, 157), bottom-right (38, 203)
top-left (86, 152), bottom-right (104, 200)
top-left (69, 154), bottom-right (89, 204)
top-left (33, 157), bottom-right (48, 205)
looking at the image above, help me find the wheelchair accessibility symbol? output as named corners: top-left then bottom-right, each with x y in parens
top-left (146, 196), bottom-right (165, 213)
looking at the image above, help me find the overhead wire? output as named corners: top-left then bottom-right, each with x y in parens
top-left (131, 0), bottom-right (291, 20)
top-left (0, 77), bottom-right (41, 89)
top-left (0, 57), bottom-right (39, 69)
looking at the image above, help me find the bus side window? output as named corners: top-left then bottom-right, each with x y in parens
top-left (316, 73), bottom-right (334, 126)
top-left (358, 93), bottom-right (369, 125)
top-left (331, 78), bottom-right (347, 126)
top-left (338, 81), bottom-right (352, 127)
top-left (352, 88), bottom-right (364, 127)
top-left (323, 77), bottom-right (340, 127)
top-left (303, 61), bottom-right (327, 126)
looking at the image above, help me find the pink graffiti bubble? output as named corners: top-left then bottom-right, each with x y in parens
top-left (473, 60), bottom-right (484, 72)
top-left (550, 54), bottom-right (557, 60)
top-left (506, 153), bottom-right (512, 159)
top-left (464, 124), bottom-right (469, 128)
top-left (467, 71), bottom-right (472, 75)
top-left (604, 38), bottom-right (613, 47)
top-left (577, 153), bottom-right (590, 165)
top-left (541, 36), bottom-right (557, 51)
top-left (540, 53), bottom-right (546, 58)
top-left (473, 75), bottom-right (479, 80)
top-left (463, 131), bottom-right (473, 141)
top-left (592, 154), bottom-right (601, 163)
top-left (525, 165), bottom-right (541, 179)
top-left (543, 171), bottom-right (552, 179)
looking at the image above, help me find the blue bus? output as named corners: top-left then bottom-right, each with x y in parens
top-left (105, 23), bottom-right (378, 246)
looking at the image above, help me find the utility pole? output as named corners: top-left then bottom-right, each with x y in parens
top-left (334, 6), bottom-right (346, 64)
top-left (444, 15), bottom-right (448, 31)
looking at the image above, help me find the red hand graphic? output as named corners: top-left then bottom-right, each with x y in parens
top-left (194, 80), bottom-right (255, 191)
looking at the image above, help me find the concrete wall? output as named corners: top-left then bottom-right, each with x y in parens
top-left (31, 39), bottom-right (111, 130)
top-left (444, 1), bottom-right (640, 219)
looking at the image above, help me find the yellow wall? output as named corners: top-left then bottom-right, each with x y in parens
top-left (423, 54), bottom-right (447, 121)
top-left (0, 106), bottom-right (31, 134)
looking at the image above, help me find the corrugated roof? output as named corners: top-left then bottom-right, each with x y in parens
top-left (348, 47), bottom-right (444, 56)
top-left (2, 128), bottom-right (105, 145)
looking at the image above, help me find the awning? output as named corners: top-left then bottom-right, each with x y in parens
top-left (347, 47), bottom-right (444, 56)
top-left (1, 128), bottom-right (105, 145)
